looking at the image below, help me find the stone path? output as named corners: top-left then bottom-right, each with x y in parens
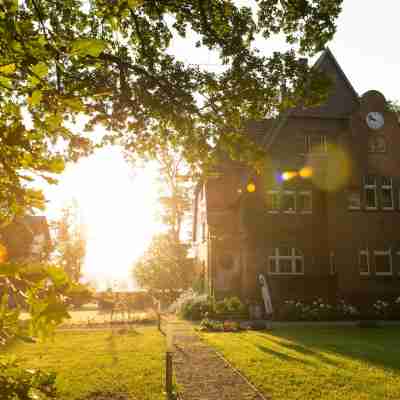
top-left (168, 319), bottom-right (268, 400)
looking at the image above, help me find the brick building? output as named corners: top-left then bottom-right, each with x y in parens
top-left (192, 49), bottom-right (400, 307)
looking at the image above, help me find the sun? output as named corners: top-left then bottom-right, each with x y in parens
top-left (44, 146), bottom-right (163, 291)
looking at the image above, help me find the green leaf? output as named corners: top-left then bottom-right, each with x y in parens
top-left (49, 157), bottom-right (65, 173)
top-left (28, 90), bottom-right (43, 106)
top-left (45, 114), bottom-right (63, 130)
top-left (31, 62), bottom-right (48, 79)
top-left (0, 76), bottom-right (12, 89)
top-left (63, 97), bottom-right (84, 112)
top-left (71, 39), bottom-right (106, 57)
top-left (0, 64), bottom-right (16, 74)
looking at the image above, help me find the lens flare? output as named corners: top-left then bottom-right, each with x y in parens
top-left (310, 145), bottom-right (352, 192)
top-left (0, 243), bottom-right (7, 262)
top-left (299, 167), bottom-right (313, 178)
top-left (281, 171), bottom-right (298, 181)
top-left (247, 182), bottom-right (256, 193)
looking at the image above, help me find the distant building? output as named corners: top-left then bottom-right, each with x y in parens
top-left (0, 215), bottom-right (51, 262)
top-left (192, 49), bottom-right (400, 307)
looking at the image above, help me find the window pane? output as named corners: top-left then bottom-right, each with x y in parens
top-left (376, 136), bottom-right (386, 152)
top-left (280, 259), bottom-right (292, 273)
top-left (382, 188), bottom-right (393, 209)
top-left (382, 177), bottom-right (392, 187)
top-left (280, 247), bottom-right (291, 256)
top-left (375, 254), bottom-right (391, 274)
top-left (294, 248), bottom-right (302, 256)
top-left (282, 192), bottom-right (296, 212)
top-left (269, 258), bottom-right (277, 273)
top-left (365, 176), bottom-right (376, 186)
top-left (308, 135), bottom-right (327, 153)
top-left (298, 192), bottom-right (312, 212)
top-left (365, 188), bottom-right (377, 208)
top-left (368, 136), bottom-right (376, 152)
top-left (348, 190), bottom-right (361, 209)
top-left (267, 192), bottom-right (279, 211)
top-left (295, 259), bottom-right (303, 274)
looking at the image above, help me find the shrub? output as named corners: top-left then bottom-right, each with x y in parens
top-left (0, 358), bottom-right (57, 400)
top-left (279, 299), bottom-right (360, 321)
top-left (199, 318), bottom-right (224, 332)
top-left (214, 296), bottom-right (247, 316)
top-left (170, 289), bottom-right (213, 320)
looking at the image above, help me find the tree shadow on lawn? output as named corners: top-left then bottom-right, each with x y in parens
top-left (257, 338), bottom-right (340, 368)
top-left (256, 344), bottom-right (316, 367)
top-left (256, 326), bottom-right (400, 372)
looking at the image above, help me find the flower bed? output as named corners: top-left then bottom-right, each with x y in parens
top-left (278, 297), bottom-right (400, 321)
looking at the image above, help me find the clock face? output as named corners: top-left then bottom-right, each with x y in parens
top-left (366, 112), bottom-right (384, 130)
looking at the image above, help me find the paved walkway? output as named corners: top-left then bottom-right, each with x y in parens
top-left (167, 319), bottom-right (268, 400)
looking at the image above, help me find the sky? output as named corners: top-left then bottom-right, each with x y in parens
top-left (42, 1), bottom-right (400, 291)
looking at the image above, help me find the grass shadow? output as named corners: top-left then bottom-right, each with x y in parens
top-left (256, 344), bottom-right (314, 366)
top-left (263, 335), bottom-right (340, 367)
top-left (258, 326), bottom-right (400, 372)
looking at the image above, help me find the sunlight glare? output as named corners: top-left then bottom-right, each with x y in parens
top-left (45, 146), bottom-right (163, 291)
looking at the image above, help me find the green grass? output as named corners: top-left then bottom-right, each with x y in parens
top-left (203, 326), bottom-right (400, 400)
top-left (1, 327), bottom-right (165, 400)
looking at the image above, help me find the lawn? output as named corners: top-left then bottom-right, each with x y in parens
top-left (203, 326), bottom-right (400, 400)
top-left (1, 326), bottom-right (165, 400)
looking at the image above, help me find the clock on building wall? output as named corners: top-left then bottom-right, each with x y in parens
top-left (366, 112), bottom-right (384, 130)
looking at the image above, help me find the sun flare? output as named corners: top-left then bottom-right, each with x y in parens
top-left (44, 146), bottom-right (163, 291)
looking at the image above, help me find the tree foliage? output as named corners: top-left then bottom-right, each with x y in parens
top-left (0, 0), bottom-right (342, 218)
top-left (133, 233), bottom-right (194, 302)
top-left (0, 262), bottom-right (91, 346)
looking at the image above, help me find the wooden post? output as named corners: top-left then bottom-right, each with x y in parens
top-left (165, 351), bottom-right (173, 398)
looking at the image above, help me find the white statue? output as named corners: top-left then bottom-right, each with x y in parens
top-left (259, 274), bottom-right (273, 316)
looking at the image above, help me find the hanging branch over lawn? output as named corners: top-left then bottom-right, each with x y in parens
top-left (0, 0), bottom-right (342, 218)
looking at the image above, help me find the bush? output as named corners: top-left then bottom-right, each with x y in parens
top-left (171, 292), bottom-right (248, 320)
top-left (170, 289), bottom-right (213, 320)
top-left (199, 318), bottom-right (224, 332)
top-left (0, 358), bottom-right (57, 400)
top-left (214, 296), bottom-right (247, 316)
top-left (279, 299), bottom-right (359, 321)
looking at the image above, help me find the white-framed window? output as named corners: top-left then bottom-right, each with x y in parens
top-left (368, 135), bottom-right (386, 153)
top-left (266, 190), bottom-right (280, 213)
top-left (359, 249), bottom-right (370, 275)
top-left (374, 250), bottom-right (392, 276)
top-left (330, 252), bottom-right (336, 275)
top-left (348, 189), bottom-right (361, 210)
top-left (305, 135), bottom-right (327, 154)
top-left (381, 177), bottom-right (394, 210)
top-left (282, 191), bottom-right (296, 213)
top-left (364, 176), bottom-right (377, 210)
top-left (268, 247), bottom-right (304, 275)
top-left (298, 191), bottom-right (312, 213)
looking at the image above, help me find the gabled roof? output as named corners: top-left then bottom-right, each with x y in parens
top-left (262, 48), bottom-right (359, 149)
top-left (313, 47), bottom-right (358, 101)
